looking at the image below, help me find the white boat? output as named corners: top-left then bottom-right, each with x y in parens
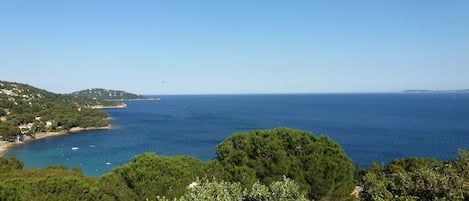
top-left (71, 147), bottom-right (79, 150)
top-left (105, 162), bottom-right (112, 166)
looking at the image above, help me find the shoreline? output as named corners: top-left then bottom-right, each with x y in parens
top-left (0, 126), bottom-right (114, 157)
top-left (91, 103), bottom-right (127, 109)
top-left (125, 98), bottom-right (161, 101)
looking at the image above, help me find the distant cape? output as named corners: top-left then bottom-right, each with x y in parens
top-left (72, 88), bottom-right (148, 100)
top-left (402, 89), bottom-right (469, 93)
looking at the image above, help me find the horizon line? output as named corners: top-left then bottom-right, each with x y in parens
top-left (141, 92), bottom-right (408, 96)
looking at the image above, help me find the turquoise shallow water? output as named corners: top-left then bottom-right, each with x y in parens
top-left (5, 94), bottom-right (469, 176)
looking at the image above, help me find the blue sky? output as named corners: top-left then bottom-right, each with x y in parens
top-left (1, 1), bottom-right (468, 94)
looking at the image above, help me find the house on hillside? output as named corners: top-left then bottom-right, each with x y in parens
top-left (18, 123), bottom-right (34, 135)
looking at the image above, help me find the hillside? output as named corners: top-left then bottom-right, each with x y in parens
top-left (72, 88), bottom-right (147, 100)
top-left (0, 81), bottom-right (119, 140)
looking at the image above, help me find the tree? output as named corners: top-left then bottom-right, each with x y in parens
top-left (0, 157), bottom-right (24, 174)
top-left (103, 152), bottom-right (206, 200)
top-left (0, 122), bottom-right (20, 139)
top-left (360, 152), bottom-right (469, 201)
top-left (98, 173), bottom-right (138, 201)
top-left (0, 163), bottom-right (114, 201)
top-left (0, 175), bottom-right (113, 201)
top-left (211, 127), bottom-right (355, 200)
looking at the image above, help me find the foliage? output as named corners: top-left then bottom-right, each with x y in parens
top-left (172, 180), bottom-right (244, 201)
top-left (210, 127), bottom-right (355, 200)
top-left (0, 80), bottom-right (115, 139)
top-left (98, 173), bottom-right (138, 201)
top-left (360, 149), bottom-right (469, 201)
top-left (246, 176), bottom-right (308, 201)
top-left (0, 176), bottom-right (111, 201)
top-left (1, 146), bottom-right (469, 201)
top-left (3, 126), bottom-right (469, 201)
top-left (102, 152), bottom-right (206, 200)
top-left (0, 122), bottom-right (21, 139)
top-left (0, 163), bottom-right (113, 201)
top-left (157, 177), bottom-right (308, 201)
top-left (0, 157), bottom-right (23, 174)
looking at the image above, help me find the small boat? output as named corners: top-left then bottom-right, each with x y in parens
top-left (105, 162), bottom-right (112, 166)
top-left (71, 147), bottom-right (79, 150)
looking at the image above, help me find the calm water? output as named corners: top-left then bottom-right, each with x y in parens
top-left (5, 94), bottom-right (469, 176)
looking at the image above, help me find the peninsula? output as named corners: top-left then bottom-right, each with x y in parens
top-left (0, 81), bottom-right (131, 156)
top-left (72, 88), bottom-right (159, 101)
top-left (402, 89), bottom-right (469, 93)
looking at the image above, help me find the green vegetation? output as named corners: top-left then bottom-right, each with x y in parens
top-left (359, 149), bottom-right (469, 201)
top-left (0, 157), bottom-right (23, 174)
top-left (101, 127), bottom-right (354, 200)
top-left (1, 127), bottom-right (468, 200)
top-left (0, 81), bottom-right (118, 140)
top-left (157, 177), bottom-right (308, 201)
top-left (209, 128), bottom-right (355, 200)
top-left (103, 153), bottom-right (206, 199)
top-left (0, 161), bottom-right (112, 201)
top-left (0, 128), bottom-right (353, 200)
top-left (72, 88), bottom-right (147, 100)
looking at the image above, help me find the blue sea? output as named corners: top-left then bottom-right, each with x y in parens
top-left (5, 94), bottom-right (469, 177)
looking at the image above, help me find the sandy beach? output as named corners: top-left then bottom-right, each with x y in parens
top-left (0, 126), bottom-right (114, 157)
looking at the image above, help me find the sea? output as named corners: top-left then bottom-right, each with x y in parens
top-left (5, 93), bottom-right (469, 177)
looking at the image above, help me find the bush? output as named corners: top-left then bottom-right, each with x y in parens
top-left (157, 177), bottom-right (308, 201)
top-left (360, 150), bottom-right (469, 201)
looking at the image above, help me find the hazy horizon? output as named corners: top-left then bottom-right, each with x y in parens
top-left (1, 1), bottom-right (468, 95)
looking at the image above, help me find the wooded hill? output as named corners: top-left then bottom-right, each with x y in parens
top-left (72, 88), bottom-right (146, 100)
top-left (0, 81), bottom-right (118, 140)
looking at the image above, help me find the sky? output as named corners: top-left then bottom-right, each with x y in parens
top-left (1, 1), bottom-right (468, 95)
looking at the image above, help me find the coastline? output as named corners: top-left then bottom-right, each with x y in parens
top-left (126, 98), bottom-right (161, 101)
top-left (0, 126), bottom-right (114, 157)
top-left (91, 103), bottom-right (127, 109)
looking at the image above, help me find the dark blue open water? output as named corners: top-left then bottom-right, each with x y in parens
top-left (5, 94), bottom-right (469, 176)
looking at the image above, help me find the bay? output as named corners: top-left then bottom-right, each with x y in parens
top-left (5, 93), bottom-right (469, 177)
